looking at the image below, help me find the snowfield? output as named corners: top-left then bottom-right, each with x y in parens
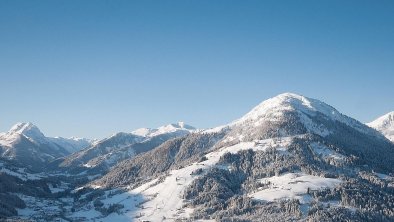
top-left (249, 173), bottom-right (342, 204)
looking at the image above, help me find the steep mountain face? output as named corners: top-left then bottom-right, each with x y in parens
top-left (0, 123), bottom-right (93, 171)
top-left (368, 111), bottom-right (394, 143)
top-left (87, 93), bottom-right (394, 221)
top-left (59, 122), bottom-right (196, 172)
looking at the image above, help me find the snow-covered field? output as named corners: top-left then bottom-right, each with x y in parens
top-left (0, 166), bottom-right (45, 181)
top-left (249, 173), bottom-right (341, 204)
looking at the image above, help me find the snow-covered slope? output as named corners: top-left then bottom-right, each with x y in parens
top-left (7, 122), bottom-right (47, 143)
top-left (206, 93), bottom-right (384, 145)
top-left (236, 93), bottom-right (381, 136)
top-left (367, 111), bottom-right (394, 143)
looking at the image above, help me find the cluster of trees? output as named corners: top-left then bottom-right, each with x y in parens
top-left (0, 193), bottom-right (25, 218)
top-left (93, 199), bottom-right (124, 216)
top-left (0, 171), bottom-right (58, 218)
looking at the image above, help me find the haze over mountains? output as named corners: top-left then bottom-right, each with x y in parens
top-left (0, 93), bottom-right (393, 221)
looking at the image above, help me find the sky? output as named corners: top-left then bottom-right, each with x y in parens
top-left (0, 0), bottom-right (393, 139)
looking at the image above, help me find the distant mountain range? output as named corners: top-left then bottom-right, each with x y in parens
top-left (58, 122), bottom-right (196, 173)
top-left (0, 122), bottom-right (93, 170)
top-left (0, 93), bottom-right (393, 221)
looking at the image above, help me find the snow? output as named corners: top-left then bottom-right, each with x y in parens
top-left (203, 125), bottom-right (228, 134)
top-left (220, 93), bottom-right (383, 138)
top-left (0, 132), bottom-right (21, 147)
top-left (90, 137), bottom-right (295, 221)
top-left (83, 163), bottom-right (94, 168)
top-left (50, 136), bottom-right (93, 153)
top-left (132, 122), bottom-right (196, 138)
top-left (131, 127), bottom-right (154, 137)
top-left (367, 111), bottom-right (394, 142)
top-left (204, 93), bottom-right (385, 145)
top-left (48, 183), bottom-right (68, 193)
top-left (310, 142), bottom-right (345, 162)
top-left (375, 172), bottom-right (392, 180)
top-left (17, 194), bottom-right (67, 221)
top-left (0, 168), bottom-right (26, 179)
top-left (8, 122), bottom-right (47, 143)
top-left (249, 173), bottom-right (342, 204)
top-left (0, 166), bottom-right (45, 181)
top-left (10, 122), bottom-right (43, 136)
top-left (234, 93), bottom-right (314, 124)
top-left (298, 112), bottom-right (331, 137)
top-left (0, 122), bottom-right (92, 153)
top-left (71, 208), bottom-right (101, 220)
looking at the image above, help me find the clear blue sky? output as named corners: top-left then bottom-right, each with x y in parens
top-left (0, 0), bottom-right (393, 139)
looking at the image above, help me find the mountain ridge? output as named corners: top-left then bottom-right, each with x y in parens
top-left (1, 93), bottom-right (393, 221)
top-left (58, 122), bottom-right (197, 172)
top-left (86, 93), bottom-right (393, 221)
top-left (0, 122), bottom-right (93, 170)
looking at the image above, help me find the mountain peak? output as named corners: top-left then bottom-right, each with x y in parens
top-left (234, 92), bottom-right (339, 125)
top-left (131, 122), bottom-right (196, 137)
top-left (131, 128), bottom-right (154, 137)
top-left (368, 111), bottom-right (394, 128)
top-left (168, 122), bottom-right (195, 130)
top-left (8, 122), bottom-right (45, 139)
top-left (209, 92), bottom-right (384, 141)
top-left (10, 122), bottom-right (37, 132)
top-left (367, 111), bottom-right (394, 142)
top-left (276, 92), bottom-right (308, 99)
top-left (156, 122), bottom-right (195, 134)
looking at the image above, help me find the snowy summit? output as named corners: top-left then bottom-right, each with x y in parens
top-left (131, 121), bottom-right (196, 137)
top-left (368, 111), bottom-right (394, 142)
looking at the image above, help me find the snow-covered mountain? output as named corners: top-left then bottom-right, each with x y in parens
top-left (2, 93), bottom-right (394, 221)
top-left (79, 93), bottom-right (394, 221)
top-left (59, 122), bottom-right (196, 171)
top-left (132, 121), bottom-right (195, 137)
top-left (208, 93), bottom-right (384, 143)
top-left (367, 111), bottom-right (394, 143)
top-left (50, 137), bottom-right (95, 153)
top-left (86, 93), bottom-right (393, 221)
top-left (0, 122), bottom-right (92, 170)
